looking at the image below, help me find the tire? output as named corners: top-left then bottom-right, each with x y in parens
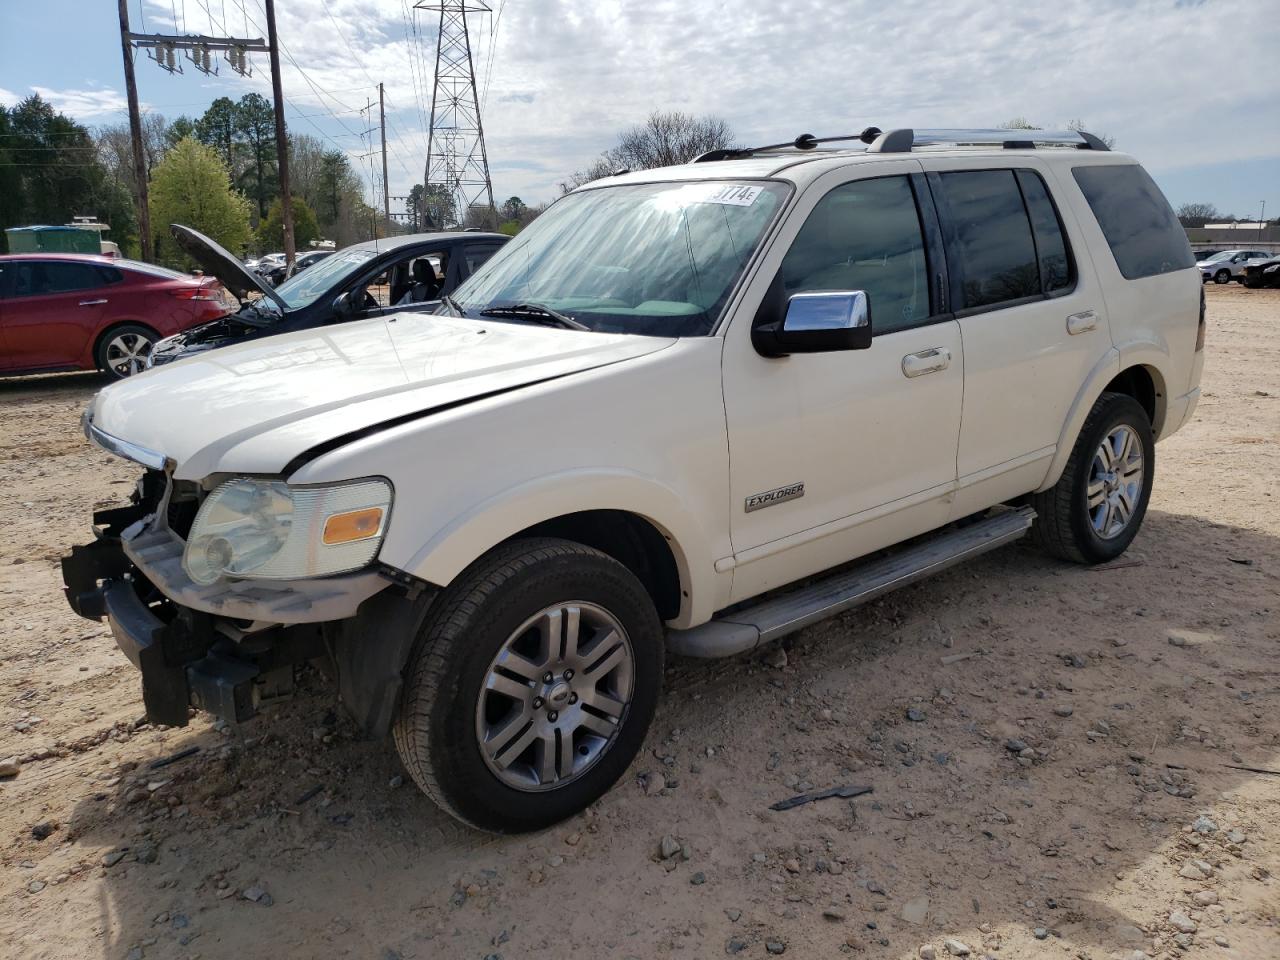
top-left (96, 324), bottom-right (157, 379)
top-left (393, 537), bottom-right (663, 833)
top-left (1213, 269), bottom-right (1231, 284)
top-left (1030, 392), bottom-right (1155, 564)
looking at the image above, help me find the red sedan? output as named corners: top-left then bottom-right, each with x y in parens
top-left (0, 254), bottom-right (227, 379)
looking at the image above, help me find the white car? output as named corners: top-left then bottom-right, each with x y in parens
top-left (63, 127), bottom-right (1203, 832)
top-left (1196, 249), bottom-right (1271, 284)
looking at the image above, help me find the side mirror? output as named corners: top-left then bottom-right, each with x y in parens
top-left (753, 291), bottom-right (872, 357)
top-left (332, 291), bottom-right (357, 318)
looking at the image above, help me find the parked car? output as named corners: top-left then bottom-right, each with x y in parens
top-left (1242, 256), bottom-right (1280, 288)
top-left (245, 252), bottom-right (285, 276)
top-left (147, 225), bottom-right (508, 366)
top-left (1196, 249), bottom-right (1271, 283)
top-left (63, 127), bottom-right (1203, 833)
top-left (0, 254), bottom-right (225, 379)
top-left (1190, 249), bottom-right (1222, 262)
top-left (263, 249), bottom-right (333, 287)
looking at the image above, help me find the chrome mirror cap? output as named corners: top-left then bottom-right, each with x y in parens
top-left (782, 290), bottom-right (869, 334)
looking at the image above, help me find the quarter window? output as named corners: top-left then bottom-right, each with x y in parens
top-left (1071, 164), bottom-right (1194, 280)
top-left (778, 175), bottom-right (930, 335)
top-left (937, 170), bottom-right (1040, 309)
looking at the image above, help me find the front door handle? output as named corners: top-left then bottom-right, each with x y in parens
top-left (1066, 310), bottom-right (1098, 335)
top-left (78, 298), bottom-right (108, 307)
top-left (901, 347), bottom-right (951, 378)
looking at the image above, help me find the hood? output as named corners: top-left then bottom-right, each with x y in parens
top-left (88, 313), bottom-right (676, 481)
top-left (170, 223), bottom-right (289, 312)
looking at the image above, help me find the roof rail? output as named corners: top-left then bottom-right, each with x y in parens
top-left (867, 128), bottom-right (1109, 152)
top-left (693, 128), bottom-right (884, 163)
top-left (692, 126), bottom-right (1109, 163)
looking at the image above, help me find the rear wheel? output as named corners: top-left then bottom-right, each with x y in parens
top-left (393, 538), bottom-right (663, 832)
top-left (1030, 392), bottom-right (1154, 564)
top-left (1213, 268), bottom-right (1231, 284)
top-left (96, 324), bottom-right (157, 379)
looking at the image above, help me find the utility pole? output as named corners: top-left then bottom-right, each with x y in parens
top-left (379, 83), bottom-right (391, 232)
top-left (264, 0), bottom-right (295, 268)
top-left (120, 3), bottom-right (266, 260)
top-left (116, 0), bottom-right (153, 261)
top-left (415, 1), bottom-right (496, 228)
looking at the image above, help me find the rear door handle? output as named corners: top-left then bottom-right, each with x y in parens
top-left (78, 298), bottom-right (108, 307)
top-left (901, 347), bottom-right (951, 378)
top-left (1066, 310), bottom-right (1098, 335)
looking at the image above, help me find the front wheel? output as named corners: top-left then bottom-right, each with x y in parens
top-left (1213, 269), bottom-right (1231, 284)
top-left (393, 538), bottom-right (663, 832)
top-left (1030, 392), bottom-right (1155, 564)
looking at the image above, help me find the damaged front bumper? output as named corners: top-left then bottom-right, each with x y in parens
top-left (61, 493), bottom-right (391, 728)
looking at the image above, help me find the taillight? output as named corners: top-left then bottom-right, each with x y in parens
top-left (1195, 285), bottom-right (1206, 352)
top-left (171, 285), bottom-right (221, 302)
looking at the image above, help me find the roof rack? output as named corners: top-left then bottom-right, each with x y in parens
top-left (693, 126), bottom-right (1108, 162)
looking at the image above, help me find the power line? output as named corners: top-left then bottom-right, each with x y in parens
top-left (400, 0), bottom-right (432, 162)
top-left (480, 0), bottom-right (505, 112)
top-left (321, 0), bottom-right (379, 91)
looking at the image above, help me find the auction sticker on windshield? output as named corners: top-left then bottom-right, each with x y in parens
top-left (704, 184), bottom-right (763, 206)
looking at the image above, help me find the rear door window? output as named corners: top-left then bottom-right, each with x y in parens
top-left (936, 170), bottom-right (1040, 310)
top-left (463, 243), bottom-right (503, 277)
top-left (1071, 164), bottom-right (1194, 280)
top-left (42, 262), bottom-right (108, 294)
top-left (1015, 170), bottom-right (1074, 294)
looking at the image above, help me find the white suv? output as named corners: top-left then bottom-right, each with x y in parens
top-left (63, 127), bottom-right (1204, 832)
top-left (1196, 249), bottom-right (1271, 284)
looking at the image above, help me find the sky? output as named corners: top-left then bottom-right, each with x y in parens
top-left (0, 0), bottom-right (1277, 223)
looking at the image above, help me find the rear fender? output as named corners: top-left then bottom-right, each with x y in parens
top-left (1038, 347), bottom-right (1120, 492)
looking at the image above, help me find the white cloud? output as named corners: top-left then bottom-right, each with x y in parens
top-left (231, 0), bottom-right (1276, 206)
top-left (45, 0), bottom-right (1275, 208)
top-left (0, 87), bottom-right (19, 108)
top-left (29, 86), bottom-right (128, 121)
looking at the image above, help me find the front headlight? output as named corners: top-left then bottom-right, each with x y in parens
top-left (183, 477), bottom-right (392, 585)
top-left (1265, 264), bottom-right (1279, 274)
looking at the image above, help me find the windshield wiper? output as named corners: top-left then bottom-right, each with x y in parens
top-left (479, 302), bottom-right (590, 331)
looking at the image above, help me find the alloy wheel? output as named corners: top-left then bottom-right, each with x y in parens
top-left (1087, 424), bottom-right (1144, 540)
top-left (105, 332), bottom-right (153, 377)
top-left (475, 601), bottom-right (634, 792)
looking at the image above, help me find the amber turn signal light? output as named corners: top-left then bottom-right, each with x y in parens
top-left (322, 507), bottom-right (384, 545)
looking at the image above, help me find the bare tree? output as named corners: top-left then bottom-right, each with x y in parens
top-left (561, 111), bottom-right (736, 193)
top-left (1176, 202), bottom-right (1220, 227)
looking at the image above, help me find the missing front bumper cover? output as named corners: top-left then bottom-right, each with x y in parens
top-left (61, 537), bottom-right (302, 728)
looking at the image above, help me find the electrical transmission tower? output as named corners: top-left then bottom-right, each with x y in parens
top-left (415, 1), bottom-right (495, 229)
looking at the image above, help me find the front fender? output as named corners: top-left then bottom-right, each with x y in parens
top-left (400, 469), bottom-right (726, 628)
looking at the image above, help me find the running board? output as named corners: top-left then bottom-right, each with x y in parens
top-left (667, 506), bottom-right (1036, 658)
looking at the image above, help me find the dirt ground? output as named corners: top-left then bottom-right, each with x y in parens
top-left (1, 285), bottom-right (1277, 960)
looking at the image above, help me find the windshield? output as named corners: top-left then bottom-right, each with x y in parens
top-left (1204, 252), bottom-right (1234, 262)
top-left (274, 248), bottom-right (377, 308)
top-left (452, 180), bottom-right (790, 337)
